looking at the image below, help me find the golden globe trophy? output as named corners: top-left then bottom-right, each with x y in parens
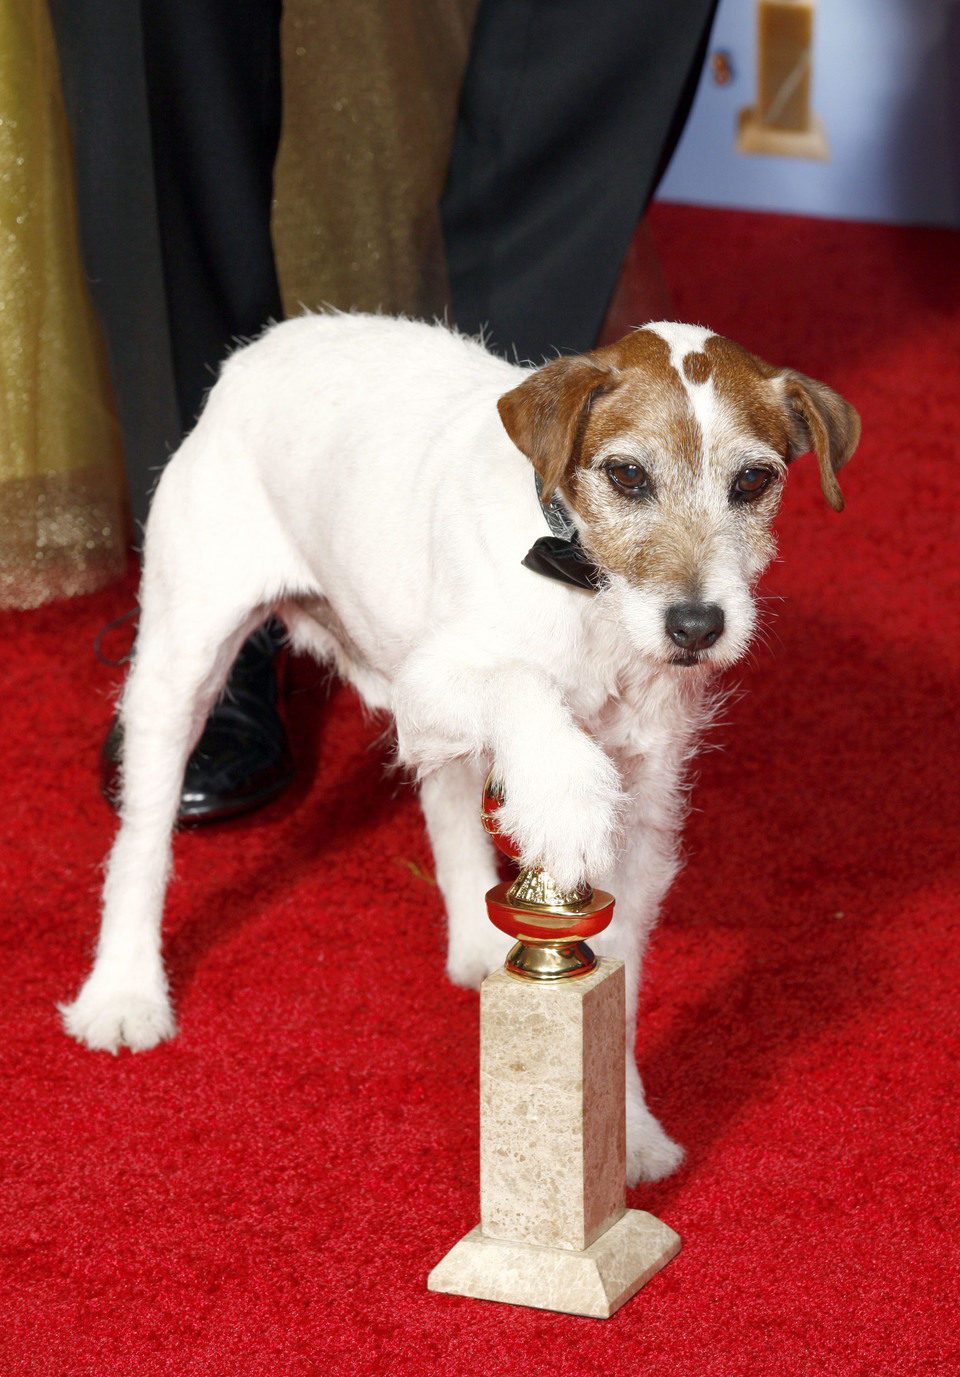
top-left (428, 773), bottom-right (681, 1318)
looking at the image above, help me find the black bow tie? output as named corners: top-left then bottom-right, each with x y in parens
top-left (522, 535), bottom-right (605, 591)
top-left (522, 478), bottom-right (606, 592)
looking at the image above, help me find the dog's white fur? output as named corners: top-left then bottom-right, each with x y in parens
top-left (61, 313), bottom-right (860, 1185)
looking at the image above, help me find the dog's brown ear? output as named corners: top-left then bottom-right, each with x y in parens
top-left (780, 371), bottom-right (861, 513)
top-left (498, 356), bottom-right (618, 499)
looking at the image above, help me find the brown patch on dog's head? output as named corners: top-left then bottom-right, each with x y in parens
top-left (683, 350), bottom-right (713, 386)
top-left (594, 325), bottom-right (681, 386)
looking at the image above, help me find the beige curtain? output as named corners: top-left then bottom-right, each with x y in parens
top-left (0, 0), bottom-right (128, 610)
top-left (273, 0), bottom-right (478, 320)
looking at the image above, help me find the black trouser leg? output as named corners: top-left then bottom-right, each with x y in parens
top-left (57, 1), bottom-right (294, 818)
top-left (442, 0), bottom-right (720, 361)
top-left (137, 2), bottom-right (292, 819)
top-left (141, 0), bottom-right (285, 432)
top-left (51, 0), bottom-right (285, 521)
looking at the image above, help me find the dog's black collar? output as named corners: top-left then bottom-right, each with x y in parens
top-left (522, 475), bottom-right (606, 592)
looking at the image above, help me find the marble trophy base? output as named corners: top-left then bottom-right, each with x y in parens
top-left (428, 959), bottom-right (681, 1318)
top-left (428, 1211), bottom-right (680, 1320)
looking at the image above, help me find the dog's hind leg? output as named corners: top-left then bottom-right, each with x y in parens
top-left (418, 758), bottom-right (507, 989)
top-left (60, 593), bottom-right (269, 1053)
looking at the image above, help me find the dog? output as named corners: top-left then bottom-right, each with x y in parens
top-left (61, 313), bottom-right (860, 1185)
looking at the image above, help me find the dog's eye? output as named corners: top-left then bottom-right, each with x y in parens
top-left (732, 467), bottom-right (776, 503)
top-left (607, 462), bottom-right (651, 497)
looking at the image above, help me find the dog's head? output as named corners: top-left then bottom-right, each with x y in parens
top-left (498, 322), bottom-right (861, 669)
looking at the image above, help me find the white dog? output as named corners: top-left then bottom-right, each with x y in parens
top-left (61, 314), bottom-right (860, 1185)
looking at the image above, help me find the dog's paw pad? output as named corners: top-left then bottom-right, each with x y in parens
top-left (59, 992), bottom-right (176, 1054)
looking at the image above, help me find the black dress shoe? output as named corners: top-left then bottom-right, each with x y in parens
top-left (100, 619), bottom-right (295, 821)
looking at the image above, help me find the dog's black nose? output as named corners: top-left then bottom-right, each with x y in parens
top-left (665, 602), bottom-right (725, 652)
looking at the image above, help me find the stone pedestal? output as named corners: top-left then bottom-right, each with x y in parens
top-left (428, 959), bottom-right (681, 1318)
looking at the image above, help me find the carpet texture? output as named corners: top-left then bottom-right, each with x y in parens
top-left (2, 204), bottom-right (958, 1376)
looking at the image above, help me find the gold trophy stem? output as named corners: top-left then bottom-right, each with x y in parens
top-left (504, 937), bottom-right (597, 980)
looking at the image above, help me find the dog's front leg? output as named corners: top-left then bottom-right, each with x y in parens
top-left (595, 748), bottom-right (689, 1186)
top-left (597, 872), bottom-right (686, 1186)
top-left (418, 758), bottom-right (506, 989)
top-left (394, 653), bottom-right (625, 894)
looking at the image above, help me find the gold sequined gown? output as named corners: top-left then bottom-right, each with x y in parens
top-left (0, 0), bottom-right (127, 609)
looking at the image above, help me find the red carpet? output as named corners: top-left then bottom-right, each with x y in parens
top-left (2, 204), bottom-right (958, 1375)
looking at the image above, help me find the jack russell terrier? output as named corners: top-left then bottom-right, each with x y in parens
top-left (61, 314), bottom-right (860, 1185)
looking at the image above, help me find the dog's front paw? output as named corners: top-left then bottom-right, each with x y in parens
top-left (59, 973), bottom-right (175, 1054)
top-left (625, 1099), bottom-right (685, 1186)
top-left (496, 730), bottom-right (624, 891)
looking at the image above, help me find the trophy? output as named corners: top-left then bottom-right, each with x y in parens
top-left (428, 772), bottom-right (681, 1318)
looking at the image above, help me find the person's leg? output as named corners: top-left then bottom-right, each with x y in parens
top-left (140, 0), bottom-right (284, 431)
top-left (135, 0), bottom-right (294, 819)
top-left (441, 0), bottom-right (719, 361)
top-left (48, 0), bottom-right (180, 527)
top-left (50, 0), bottom-right (285, 514)
top-left (53, 0), bottom-right (294, 819)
